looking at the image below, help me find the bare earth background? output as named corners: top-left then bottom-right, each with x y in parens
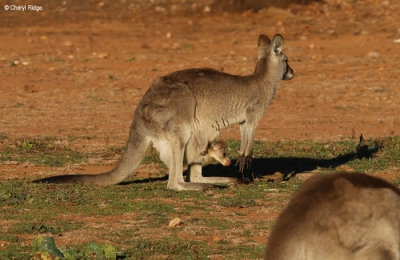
top-left (0, 0), bottom-right (400, 257)
top-left (1, 0), bottom-right (400, 146)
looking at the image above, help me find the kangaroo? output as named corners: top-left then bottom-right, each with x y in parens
top-left (264, 173), bottom-right (400, 260)
top-left (200, 140), bottom-right (231, 167)
top-left (170, 139), bottom-right (231, 170)
top-left (34, 34), bottom-right (293, 190)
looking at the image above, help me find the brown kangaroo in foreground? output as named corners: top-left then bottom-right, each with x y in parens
top-left (34, 34), bottom-right (294, 190)
top-left (264, 173), bottom-right (400, 260)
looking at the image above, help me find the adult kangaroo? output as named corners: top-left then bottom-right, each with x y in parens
top-left (264, 173), bottom-right (400, 260)
top-left (34, 34), bottom-right (294, 191)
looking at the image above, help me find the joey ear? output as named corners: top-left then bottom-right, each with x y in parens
top-left (271, 34), bottom-right (284, 54)
top-left (217, 140), bottom-right (228, 149)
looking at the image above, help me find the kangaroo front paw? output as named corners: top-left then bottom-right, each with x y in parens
top-left (235, 154), bottom-right (252, 173)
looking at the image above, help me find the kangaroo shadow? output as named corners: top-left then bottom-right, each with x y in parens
top-left (119, 175), bottom-right (169, 185)
top-left (121, 143), bottom-right (379, 185)
top-left (202, 143), bottom-right (380, 181)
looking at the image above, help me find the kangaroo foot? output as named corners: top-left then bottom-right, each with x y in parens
top-left (235, 154), bottom-right (252, 173)
top-left (167, 182), bottom-right (217, 191)
top-left (190, 176), bottom-right (244, 184)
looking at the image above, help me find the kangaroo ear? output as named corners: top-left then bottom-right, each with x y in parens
top-left (258, 34), bottom-right (271, 47)
top-left (216, 140), bottom-right (228, 149)
top-left (271, 34), bottom-right (284, 54)
top-left (258, 34), bottom-right (271, 60)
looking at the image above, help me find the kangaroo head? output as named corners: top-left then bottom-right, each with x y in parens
top-left (200, 141), bottom-right (231, 166)
top-left (258, 34), bottom-right (294, 81)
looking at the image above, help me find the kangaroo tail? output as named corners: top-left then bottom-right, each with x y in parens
top-left (33, 127), bottom-right (150, 185)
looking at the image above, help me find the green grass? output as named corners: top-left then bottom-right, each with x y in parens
top-left (0, 137), bottom-right (87, 167)
top-left (0, 136), bottom-right (399, 258)
top-left (0, 133), bottom-right (9, 140)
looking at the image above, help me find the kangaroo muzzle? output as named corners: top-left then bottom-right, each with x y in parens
top-left (283, 65), bottom-right (294, 80)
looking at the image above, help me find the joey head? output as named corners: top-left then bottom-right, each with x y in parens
top-left (200, 140), bottom-right (231, 167)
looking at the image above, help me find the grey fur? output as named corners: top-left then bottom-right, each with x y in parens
top-left (34, 34), bottom-right (293, 190)
top-left (264, 173), bottom-right (400, 260)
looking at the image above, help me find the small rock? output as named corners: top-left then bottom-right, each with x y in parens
top-left (367, 51), bottom-right (380, 59)
top-left (63, 40), bottom-right (73, 47)
top-left (168, 217), bottom-right (182, 228)
top-left (300, 35), bottom-right (307, 40)
top-left (203, 5), bottom-right (211, 13)
top-left (141, 43), bottom-right (150, 49)
top-left (97, 52), bottom-right (108, 59)
top-left (393, 39), bottom-right (400, 44)
top-left (166, 32), bottom-right (172, 39)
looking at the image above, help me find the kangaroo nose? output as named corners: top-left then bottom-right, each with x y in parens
top-left (284, 66), bottom-right (294, 80)
top-left (224, 160), bottom-right (231, 166)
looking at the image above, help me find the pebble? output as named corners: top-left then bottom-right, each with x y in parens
top-left (168, 217), bottom-right (182, 228)
top-left (393, 39), bottom-right (400, 44)
top-left (97, 52), bottom-right (108, 59)
top-left (367, 51), bottom-right (380, 59)
top-left (63, 40), bottom-right (73, 47)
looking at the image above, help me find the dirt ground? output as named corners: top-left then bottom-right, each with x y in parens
top-left (1, 0), bottom-right (400, 145)
top-left (1, 0), bottom-right (400, 256)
